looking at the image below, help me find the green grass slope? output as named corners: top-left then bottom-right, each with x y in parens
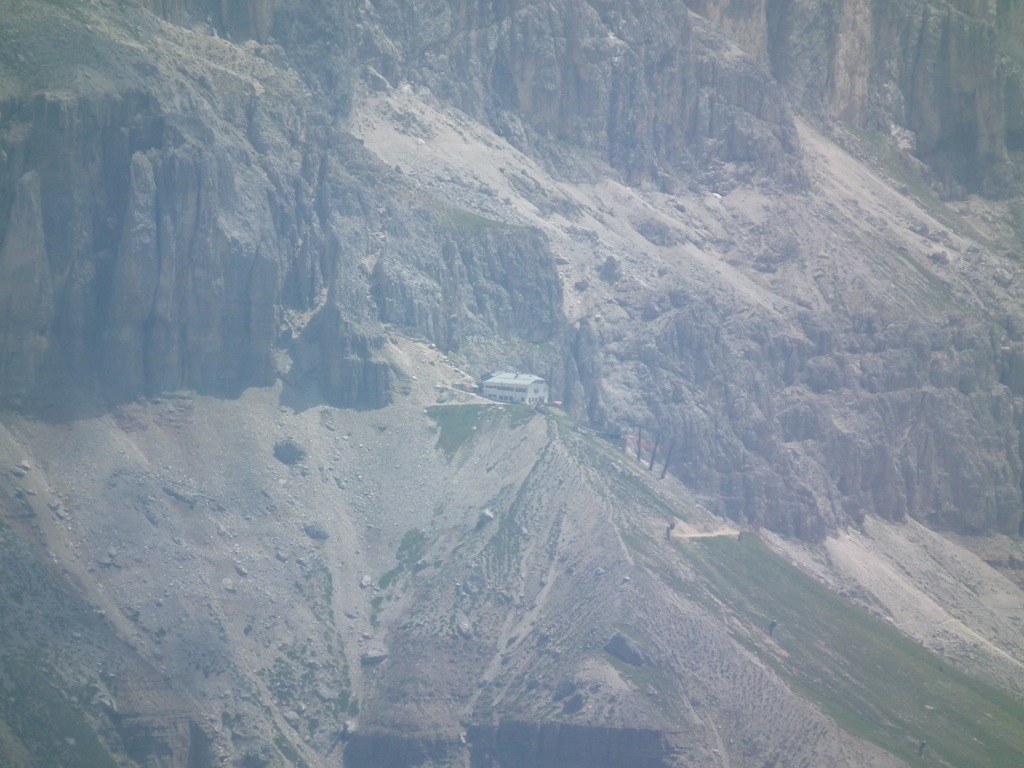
top-left (0, 523), bottom-right (120, 768)
top-left (685, 534), bottom-right (1024, 767)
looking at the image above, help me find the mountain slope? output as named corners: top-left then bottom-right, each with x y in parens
top-left (3, 387), bottom-right (1024, 766)
top-left (2, 1), bottom-right (1024, 766)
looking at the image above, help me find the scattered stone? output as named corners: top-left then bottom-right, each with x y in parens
top-left (274, 439), bottom-right (307, 466)
top-left (303, 524), bottom-right (329, 541)
top-left (604, 633), bottom-right (645, 666)
top-left (361, 649), bottom-right (388, 666)
top-left (162, 486), bottom-right (198, 507)
top-left (598, 255), bottom-right (622, 282)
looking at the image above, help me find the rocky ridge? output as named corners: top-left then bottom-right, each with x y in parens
top-left (2, 0), bottom-right (1024, 766)
top-left (3, 381), bottom-right (1023, 767)
top-left (0, 0), bottom-right (564, 412)
top-left (2, 0), bottom-right (1023, 537)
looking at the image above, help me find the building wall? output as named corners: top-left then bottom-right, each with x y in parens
top-left (481, 379), bottom-right (548, 404)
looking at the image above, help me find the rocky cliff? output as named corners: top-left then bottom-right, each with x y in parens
top-left (0, 1), bottom-right (564, 411)
top-left (3, 0), bottom-right (1023, 537)
top-left (3, 1), bottom-right (1024, 765)
top-left (690, 0), bottom-right (1024, 196)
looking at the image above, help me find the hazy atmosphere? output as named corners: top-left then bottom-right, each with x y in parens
top-left (2, 1), bottom-right (1024, 766)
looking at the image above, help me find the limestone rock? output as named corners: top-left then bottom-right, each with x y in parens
top-left (0, 171), bottom-right (53, 403)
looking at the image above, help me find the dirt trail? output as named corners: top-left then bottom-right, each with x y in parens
top-left (674, 529), bottom-right (741, 540)
top-left (653, 518), bottom-right (742, 541)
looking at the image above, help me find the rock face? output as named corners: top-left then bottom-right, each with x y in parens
top-left (2, 0), bottom-right (1024, 539)
top-left (134, 0), bottom-right (1024, 196)
top-left (0, 170), bottom-right (52, 400)
top-left (466, 721), bottom-right (668, 768)
top-left (4, 2), bottom-right (1024, 766)
top-left (0, 3), bottom-right (564, 410)
top-left (2, 0), bottom-right (1023, 540)
top-left (355, 0), bottom-right (804, 188)
top-left (711, 0), bottom-right (1024, 196)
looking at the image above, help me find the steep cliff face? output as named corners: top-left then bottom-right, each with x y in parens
top-left (138, 0), bottom-right (275, 42)
top-left (4, 4), bottom-right (1024, 763)
top-left (136, 0), bottom-right (804, 188)
top-left (3, 0), bottom-right (1023, 537)
top-left (620, 297), bottom-right (1024, 537)
top-left (0, 1), bottom-right (564, 410)
top-left (466, 721), bottom-right (669, 768)
top-left (694, 0), bottom-right (1024, 195)
top-left (363, 0), bottom-right (804, 188)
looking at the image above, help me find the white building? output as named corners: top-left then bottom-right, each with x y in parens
top-left (480, 372), bottom-right (549, 405)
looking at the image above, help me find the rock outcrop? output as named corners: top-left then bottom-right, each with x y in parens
top-left (351, 0), bottom-right (804, 188)
top-left (693, 0), bottom-right (1024, 196)
top-left (467, 721), bottom-right (669, 768)
top-left (4, 1), bottom-right (1024, 766)
top-left (0, 2), bottom-right (565, 410)
top-left (3, 0), bottom-right (1023, 538)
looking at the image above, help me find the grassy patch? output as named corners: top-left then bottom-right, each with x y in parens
top-left (686, 534), bottom-right (1024, 767)
top-left (378, 567), bottom-right (401, 589)
top-left (425, 198), bottom-right (526, 233)
top-left (274, 733), bottom-right (307, 767)
top-left (378, 529), bottom-right (429, 589)
top-left (296, 561), bottom-right (336, 625)
top-left (838, 124), bottom-right (967, 234)
top-left (427, 404), bottom-right (537, 460)
top-left (397, 528), bottom-right (426, 566)
top-left (0, 651), bottom-right (118, 768)
top-left (604, 654), bottom-right (677, 720)
top-left (504, 404), bottom-right (539, 428)
top-left (1006, 200), bottom-right (1024, 254)
top-left (428, 404), bottom-right (488, 459)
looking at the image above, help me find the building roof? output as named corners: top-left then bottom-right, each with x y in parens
top-left (481, 371), bottom-right (546, 386)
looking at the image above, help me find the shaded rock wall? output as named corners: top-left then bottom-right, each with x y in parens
top-left (360, 0), bottom-right (804, 187)
top-left (373, 227), bottom-right (563, 351)
top-left (0, 170), bottom-right (52, 400)
top-left (691, 0), bottom-right (1024, 194)
top-left (138, 0), bottom-right (275, 42)
top-left (0, 88), bottom-right (285, 406)
top-left (144, 0), bottom-right (804, 185)
top-left (0, 6), bottom-right (565, 410)
top-left (139, 0), bottom-right (1024, 194)
top-left (467, 721), bottom-right (668, 768)
top-left (344, 732), bottom-right (467, 768)
top-left (340, 721), bottom-right (670, 768)
top-left (557, 250), bottom-right (1024, 538)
